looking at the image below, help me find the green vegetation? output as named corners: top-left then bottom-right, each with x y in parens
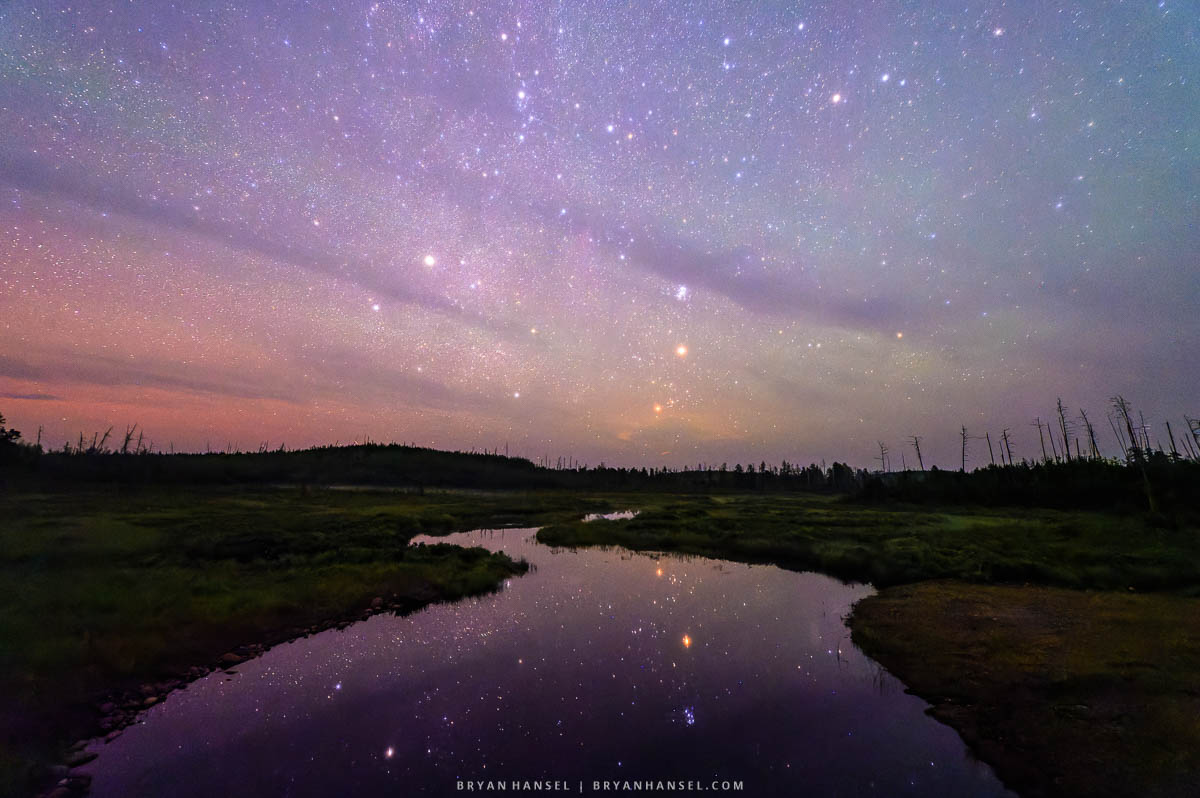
top-left (0, 486), bottom-right (611, 796)
top-left (537, 494), bottom-right (1200, 591)
top-left (2, 454), bottom-right (1198, 796)
top-left (849, 582), bottom-right (1200, 798)
top-left (540, 494), bottom-right (1200, 797)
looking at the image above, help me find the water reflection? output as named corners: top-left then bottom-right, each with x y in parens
top-left (582, 510), bottom-right (640, 521)
top-left (83, 528), bottom-right (1013, 797)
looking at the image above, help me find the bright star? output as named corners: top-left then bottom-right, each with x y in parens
top-left (675, 344), bottom-right (688, 358)
top-left (423, 254), bottom-right (436, 267)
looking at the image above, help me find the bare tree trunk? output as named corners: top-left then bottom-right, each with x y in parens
top-left (1079, 409), bottom-right (1099, 459)
top-left (1034, 418), bottom-right (1048, 463)
top-left (986, 432), bottom-right (995, 466)
top-left (1056, 398), bottom-right (1071, 461)
top-left (960, 425), bottom-right (968, 472)
top-left (910, 436), bottom-right (925, 470)
top-left (1113, 396), bottom-right (1140, 462)
top-left (1113, 396), bottom-right (1156, 511)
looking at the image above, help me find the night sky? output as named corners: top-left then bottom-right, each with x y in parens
top-left (1, 1), bottom-right (1196, 468)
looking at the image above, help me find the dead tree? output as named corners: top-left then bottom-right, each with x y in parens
top-left (1056, 398), bottom-right (1072, 461)
top-left (985, 432), bottom-right (996, 466)
top-left (1138, 411), bottom-right (1153, 453)
top-left (121, 424), bottom-right (137, 455)
top-left (1112, 396), bottom-right (1156, 512)
top-left (1181, 418), bottom-right (1199, 460)
top-left (1187, 417), bottom-right (1200, 455)
top-left (1112, 396), bottom-right (1141, 462)
top-left (876, 441), bottom-right (890, 472)
top-left (1001, 428), bottom-right (1015, 465)
top-left (960, 425), bottom-right (969, 472)
top-left (1108, 412), bottom-right (1128, 456)
top-left (1033, 417), bottom-right (1049, 463)
top-left (909, 435), bottom-right (925, 471)
top-left (1165, 421), bottom-right (1180, 460)
top-left (1079, 409), bottom-right (1099, 459)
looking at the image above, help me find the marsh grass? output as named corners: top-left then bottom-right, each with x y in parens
top-left (0, 486), bottom-right (611, 795)
top-left (537, 494), bottom-right (1200, 590)
top-left (849, 582), bottom-right (1200, 798)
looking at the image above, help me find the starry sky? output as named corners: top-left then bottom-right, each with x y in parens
top-left (1, 1), bottom-right (1196, 468)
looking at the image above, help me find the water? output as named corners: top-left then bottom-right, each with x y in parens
top-left (83, 528), bottom-right (1013, 796)
top-left (583, 510), bottom-right (639, 521)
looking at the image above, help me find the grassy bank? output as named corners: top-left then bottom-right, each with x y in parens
top-left (537, 494), bottom-right (1200, 590)
top-left (0, 486), bottom-right (611, 796)
top-left (539, 494), bottom-right (1200, 796)
top-left (848, 582), bottom-right (1200, 798)
top-left (6, 487), bottom-right (1199, 796)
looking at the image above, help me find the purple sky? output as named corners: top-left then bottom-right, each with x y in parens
top-left (1, 1), bottom-right (1196, 468)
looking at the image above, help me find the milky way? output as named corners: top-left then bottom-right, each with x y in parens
top-left (1, 1), bottom-right (1196, 467)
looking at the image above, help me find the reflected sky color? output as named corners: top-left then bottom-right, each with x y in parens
top-left (0, 1), bottom-right (1195, 466)
top-left (82, 528), bottom-right (1012, 796)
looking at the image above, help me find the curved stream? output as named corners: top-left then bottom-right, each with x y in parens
top-left (84, 527), bottom-right (1013, 796)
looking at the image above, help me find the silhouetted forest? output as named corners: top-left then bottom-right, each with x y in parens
top-left (2, 408), bottom-right (1198, 511)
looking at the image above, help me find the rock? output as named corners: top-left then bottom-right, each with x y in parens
top-left (220, 652), bottom-right (244, 666)
top-left (98, 702), bottom-right (116, 715)
top-left (104, 730), bottom-right (122, 743)
top-left (370, 596), bottom-right (384, 609)
top-left (140, 683), bottom-right (156, 697)
top-left (143, 696), bottom-right (158, 707)
top-left (64, 750), bottom-right (97, 768)
top-left (48, 765), bottom-right (69, 780)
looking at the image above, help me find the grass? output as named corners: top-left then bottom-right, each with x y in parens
top-left (539, 493), bottom-right (1200, 796)
top-left (848, 582), bottom-right (1200, 798)
top-left (0, 485), bottom-right (614, 796)
top-left (537, 493), bottom-right (1200, 590)
top-left (4, 487), bottom-right (1198, 796)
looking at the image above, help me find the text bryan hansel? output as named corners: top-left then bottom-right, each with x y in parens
top-left (458, 781), bottom-right (572, 791)
top-left (457, 780), bottom-right (745, 792)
